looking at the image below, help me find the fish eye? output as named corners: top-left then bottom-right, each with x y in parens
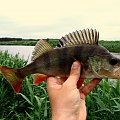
top-left (109, 58), bottom-right (118, 65)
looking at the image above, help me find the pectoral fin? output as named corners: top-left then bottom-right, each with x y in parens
top-left (77, 78), bottom-right (85, 89)
top-left (80, 78), bottom-right (101, 96)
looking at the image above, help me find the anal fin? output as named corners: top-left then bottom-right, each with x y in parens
top-left (33, 73), bottom-right (48, 85)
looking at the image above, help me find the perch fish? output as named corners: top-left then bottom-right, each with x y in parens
top-left (0, 28), bottom-right (120, 93)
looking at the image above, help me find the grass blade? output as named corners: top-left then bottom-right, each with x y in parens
top-left (18, 93), bottom-right (33, 106)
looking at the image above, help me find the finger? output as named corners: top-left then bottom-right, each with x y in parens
top-left (64, 61), bottom-right (81, 88)
top-left (80, 78), bottom-right (102, 96)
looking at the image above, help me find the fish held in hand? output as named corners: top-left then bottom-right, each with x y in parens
top-left (0, 28), bottom-right (120, 93)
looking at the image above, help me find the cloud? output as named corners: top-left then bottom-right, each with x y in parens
top-left (0, 0), bottom-right (120, 40)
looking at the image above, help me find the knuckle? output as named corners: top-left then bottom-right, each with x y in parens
top-left (70, 73), bottom-right (80, 80)
top-left (70, 69), bottom-right (80, 76)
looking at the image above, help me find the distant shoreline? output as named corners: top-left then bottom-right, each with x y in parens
top-left (0, 40), bottom-right (120, 53)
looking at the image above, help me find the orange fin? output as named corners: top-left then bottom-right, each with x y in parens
top-left (0, 66), bottom-right (23, 93)
top-left (77, 78), bottom-right (85, 89)
top-left (80, 78), bottom-right (101, 96)
top-left (33, 74), bottom-right (48, 85)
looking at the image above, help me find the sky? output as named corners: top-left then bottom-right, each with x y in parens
top-left (0, 0), bottom-right (120, 40)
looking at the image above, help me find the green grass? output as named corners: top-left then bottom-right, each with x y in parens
top-left (99, 40), bottom-right (120, 53)
top-left (0, 51), bottom-right (120, 120)
top-left (0, 51), bottom-right (51, 120)
top-left (86, 79), bottom-right (120, 120)
top-left (0, 41), bottom-right (38, 46)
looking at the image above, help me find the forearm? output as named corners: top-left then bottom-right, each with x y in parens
top-left (52, 107), bottom-right (86, 120)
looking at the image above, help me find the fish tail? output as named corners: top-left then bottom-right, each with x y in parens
top-left (0, 66), bottom-right (23, 93)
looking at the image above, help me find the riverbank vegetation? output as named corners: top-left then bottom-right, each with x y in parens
top-left (0, 38), bottom-right (120, 52)
top-left (0, 51), bottom-right (120, 120)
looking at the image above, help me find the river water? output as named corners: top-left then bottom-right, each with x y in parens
top-left (0, 45), bottom-right (34, 63)
top-left (0, 45), bottom-right (120, 63)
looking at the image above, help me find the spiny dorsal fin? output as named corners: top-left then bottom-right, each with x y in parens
top-left (56, 28), bottom-right (99, 47)
top-left (31, 40), bottom-right (53, 61)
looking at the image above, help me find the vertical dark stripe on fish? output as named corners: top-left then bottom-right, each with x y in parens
top-left (73, 45), bottom-right (90, 71)
top-left (56, 48), bottom-right (69, 76)
top-left (73, 45), bottom-right (85, 61)
top-left (87, 45), bottom-right (97, 57)
top-left (43, 52), bottom-right (51, 70)
top-left (91, 45), bottom-right (102, 56)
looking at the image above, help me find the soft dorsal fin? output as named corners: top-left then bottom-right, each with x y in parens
top-left (56, 28), bottom-right (99, 47)
top-left (31, 40), bottom-right (53, 61)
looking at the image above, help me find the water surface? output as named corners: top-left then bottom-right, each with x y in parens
top-left (0, 45), bottom-right (34, 63)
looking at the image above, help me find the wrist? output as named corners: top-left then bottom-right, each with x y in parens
top-left (52, 110), bottom-right (78, 120)
top-left (52, 114), bottom-right (77, 120)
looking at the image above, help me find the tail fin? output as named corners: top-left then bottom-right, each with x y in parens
top-left (0, 66), bottom-right (23, 93)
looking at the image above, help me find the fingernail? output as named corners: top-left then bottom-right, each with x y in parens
top-left (72, 62), bottom-right (80, 69)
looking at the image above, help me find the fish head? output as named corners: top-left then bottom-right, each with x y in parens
top-left (89, 54), bottom-right (120, 79)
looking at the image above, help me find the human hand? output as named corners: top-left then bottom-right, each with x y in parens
top-left (47, 61), bottom-right (101, 120)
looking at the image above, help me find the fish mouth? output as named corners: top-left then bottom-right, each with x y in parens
top-left (98, 67), bottom-right (120, 79)
top-left (112, 67), bottom-right (120, 79)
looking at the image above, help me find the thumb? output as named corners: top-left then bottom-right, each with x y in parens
top-left (64, 61), bottom-right (81, 88)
